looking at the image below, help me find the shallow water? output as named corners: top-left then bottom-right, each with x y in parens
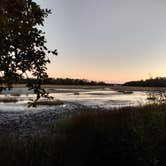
top-left (50, 89), bottom-right (148, 108)
top-left (0, 88), bottom-right (149, 112)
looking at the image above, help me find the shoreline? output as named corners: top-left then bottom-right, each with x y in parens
top-left (1, 84), bottom-right (166, 91)
top-left (111, 85), bottom-right (166, 91)
top-left (0, 102), bottom-right (88, 137)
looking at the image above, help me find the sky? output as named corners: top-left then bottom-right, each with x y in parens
top-left (35, 0), bottom-right (166, 83)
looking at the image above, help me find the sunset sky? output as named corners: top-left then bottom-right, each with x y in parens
top-left (35, 0), bottom-right (166, 83)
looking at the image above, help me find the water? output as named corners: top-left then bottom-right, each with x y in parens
top-left (0, 87), bottom-right (149, 112)
top-left (50, 88), bottom-right (148, 108)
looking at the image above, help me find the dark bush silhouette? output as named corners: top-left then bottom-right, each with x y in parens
top-left (124, 77), bottom-right (166, 87)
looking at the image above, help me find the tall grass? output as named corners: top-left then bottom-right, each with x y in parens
top-left (1, 104), bottom-right (166, 165)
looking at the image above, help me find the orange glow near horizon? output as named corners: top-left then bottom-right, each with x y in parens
top-left (47, 68), bottom-right (162, 84)
top-left (47, 63), bottom-right (166, 84)
top-left (36, 0), bottom-right (166, 85)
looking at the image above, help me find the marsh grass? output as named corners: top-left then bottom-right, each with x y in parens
top-left (10, 93), bottom-right (21, 97)
top-left (29, 100), bottom-right (64, 106)
top-left (0, 97), bottom-right (18, 103)
top-left (0, 104), bottom-right (166, 165)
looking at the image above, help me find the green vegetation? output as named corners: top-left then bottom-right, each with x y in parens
top-left (124, 77), bottom-right (166, 87)
top-left (0, 104), bottom-right (166, 165)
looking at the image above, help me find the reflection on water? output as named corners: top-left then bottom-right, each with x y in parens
top-left (50, 89), bottom-right (148, 108)
top-left (0, 88), bottom-right (149, 112)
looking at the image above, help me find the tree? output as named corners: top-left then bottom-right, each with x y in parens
top-left (0, 0), bottom-right (57, 105)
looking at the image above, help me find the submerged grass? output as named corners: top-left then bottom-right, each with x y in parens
top-left (35, 100), bottom-right (64, 106)
top-left (1, 104), bottom-right (166, 165)
top-left (0, 97), bottom-right (18, 103)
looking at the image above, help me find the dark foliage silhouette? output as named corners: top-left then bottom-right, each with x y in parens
top-left (0, 0), bottom-right (57, 104)
top-left (16, 77), bottom-right (107, 86)
top-left (124, 77), bottom-right (166, 87)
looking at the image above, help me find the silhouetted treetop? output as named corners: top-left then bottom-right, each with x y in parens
top-left (0, 0), bottom-right (57, 103)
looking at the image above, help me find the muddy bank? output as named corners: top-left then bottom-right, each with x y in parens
top-left (0, 102), bottom-right (88, 137)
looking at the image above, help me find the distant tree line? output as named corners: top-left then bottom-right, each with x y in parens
top-left (7, 78), bottom-right (108, 86)
top-left (124, 77), bottom-right (166, 87)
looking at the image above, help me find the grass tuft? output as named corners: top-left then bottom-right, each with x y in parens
top-left (35, 100), bottom-right (64, 106)
top-left (0, 97), bottom-right (18, 103)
